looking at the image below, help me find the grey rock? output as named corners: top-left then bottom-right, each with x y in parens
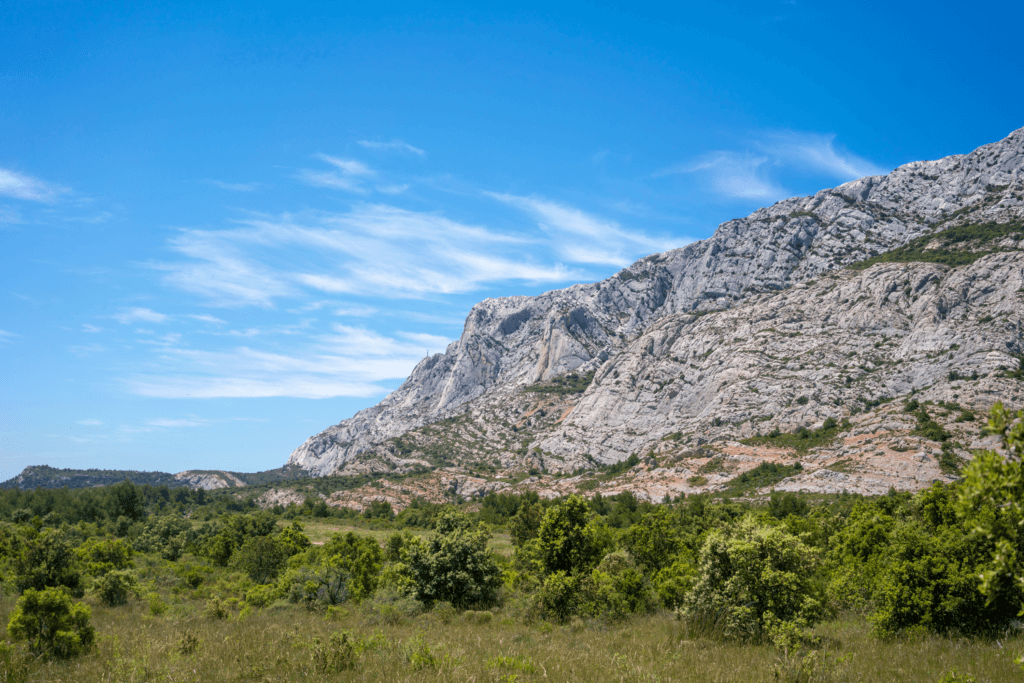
top-left (289, 126), bottom-right (1024, 478)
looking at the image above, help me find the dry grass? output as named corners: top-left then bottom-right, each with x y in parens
top-left (2, 597), bottom-right (1021, 682)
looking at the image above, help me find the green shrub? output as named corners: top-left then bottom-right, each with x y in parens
top-left (7, 587), bottom-right (95, 659)
top-left (681, 517), bottom-right (826, 641)
top-left (957, 402), bottom-right (1024, 610)
top-left (281, 563), bottom-right (350, 609)
top-left (148, 593), bottom-right (169, 616)
top-left (202, 597), bottom-right (230, 620)
top-left (620, 509), bottom-right (681, 574)
top-left (365, 587), bottom-right (423, 625)
top-left (537, 495), bottom-right (612, 575)
top-left (321, 532), bottom-right (385, 602)
top-left (407, 510), bottom-right (501, 609)
top-left (234, 536), bottom-right (288, 584)
top-left (653, 557), bottom-right (698, 609)
top-left (540, 571), bottom-right (579, 622)
top-left (12, 529), bottom-right (83, 597)
top-left (580, 551), bottom-right (657, 620)
top-left (245, 583), bottom-right (281, 608)
top-left (75, 537), bottom-right (133, 576)
top-left (93, 569), bottom-right (138, 607)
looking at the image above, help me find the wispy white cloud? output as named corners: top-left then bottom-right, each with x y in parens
top-left (206, 179), bottom-right (261, 192)
top-left (82, 324), bottom-right (104, 333)
top-left (756, 131), bottom-right (886, 179)
top-left (67, 343), bottom-right (105, 357)
top-left (124, 325), bottom-right (453, 399)
top-left (113, 307), bottom-right (169, 324)
top-left (158, 204), bottom-right (578, 305)
top-left (656, 130), bottom-right (884, 202)
top-left (189, 314), bottom-right (226, 324)
top-left (334, 305), bottom-right (377, 317)
top-left (76, 419), bottom-right (103, 426)
top-left (0, 167), bottom-right (67, 202)
top-left (297, 170), bottom-right (366, 192)
top-left (297, 155), bottom-right (376, 194)
top-left (488, 193), bottom-right (685, 267)
top-left (157, 230), bottom-right (295, 307)
top-left (357, 140), bottom-right (426, 156)
top-left (148, 418), bottom-right (208, 428)
top-left (0, 329), bottom-right (19, 343)
top-left (315, 155), bottom-right (375, 176)
top-left (657, 152), bottom-right (786, 201)
top-left (376, 184), bottom-right (409, 195)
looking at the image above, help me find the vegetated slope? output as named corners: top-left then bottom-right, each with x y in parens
top-left (0, 466), bottom-right (186, 490)
top-left (0, 464), bottom-right (309, 491)
top-left (289, 126), bottom-right (1024, 478)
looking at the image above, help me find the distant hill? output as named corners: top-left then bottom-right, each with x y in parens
top-left (0, 464), bottom-right (308, 491)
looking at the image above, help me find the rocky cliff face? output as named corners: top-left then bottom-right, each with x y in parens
top-left (288, 127), bottom-right (1024, 481)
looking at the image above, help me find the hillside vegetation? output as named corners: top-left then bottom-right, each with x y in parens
top-left (0, 406), bottom-right (1020, 681)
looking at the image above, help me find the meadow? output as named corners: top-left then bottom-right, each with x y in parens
top-left (0, 403), bottom-right (1021, 683)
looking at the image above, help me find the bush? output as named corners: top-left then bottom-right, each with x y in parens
top-left (234, 536), bottom-right (288, 584)
top-left (7, 587), bottom-right (95, 659)
top-left (540, 571), bottom-right (579, 622)
top-left (282, 563), bottom-right (350, 609)
top-left (245, 583), bottom-right (281, 608)
top-left (93, 569), bottom-right (138, 607)
top-left (365, 587), bottom-right (424, 625)
top-left (537, 495), bottom-right (611, 575)
top-left (580, 551), bottom-right (657, 620)
top-left (620, 509), bottom-right (681, 574)
top-left (12, 529), bottom-right (83, 597)
top-left (957, 402), bottom-right (1024, 608)
top-left (653, 557), bottom-right (698, 609)
top-left (322, 532), bottom-right (385, 602)
top-left (407, 510), bottom-right (501, 609)
top-left (681, 517), bottom-right (826, 641)
top-left (202, 597), bottom-right (230, 620)
top-left (76, 537), bottom-right (134, 576)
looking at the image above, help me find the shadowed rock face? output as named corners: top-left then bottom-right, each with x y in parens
top-left (289, 127), bottom-right (1024, 477)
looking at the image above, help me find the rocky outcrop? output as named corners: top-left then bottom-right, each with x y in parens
top-left (173, 470), bottom-right (247, 490)
top-left (289, 126), bottom-right (1024, 478)
top-left (542, 250), bottom-right (1024, 467)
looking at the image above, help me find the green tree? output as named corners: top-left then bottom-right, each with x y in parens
top-left (7, 587), bottom-right (94, 659)
top-left (407, 510), bottom-right (501, 609)
top-left (958, 402), bottom-right (1024, 613)
top-left (620, 508), bottom-right (681, 574)
top-left (536, 495), bottom-right (610, 575)
top-left (93, 569), bottom-right (139, 607)
top-left (509, 503), bottom-right (542, 547)
top-left (234, 536), bottom-right (288, 585)
top-left (12, 529), bottom-right (83, 597)
top-left (110, 480), bottom-right (144, 521)
top-left (277, 524), bottom-right (312, 556)
top-left (682, 517), bottom-right (826, 641)
top-left (322, 532), bottom-right (385, 601)
top-left (75, 537), bottom-right (134, 576)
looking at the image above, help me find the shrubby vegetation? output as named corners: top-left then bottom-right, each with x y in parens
top-left (0, 406), bottom-right (1019, 679)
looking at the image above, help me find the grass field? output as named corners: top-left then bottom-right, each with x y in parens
top-left (286, 519), bottom-right (515, 556)
top-left (3, 598), bottom-right (1021, 683)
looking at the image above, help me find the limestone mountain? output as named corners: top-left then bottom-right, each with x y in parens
top-left (288, 127), bottom-right (1024, 491)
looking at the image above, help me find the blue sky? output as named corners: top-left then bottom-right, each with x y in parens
top-left (2, 1), bottom-right (1022, 477)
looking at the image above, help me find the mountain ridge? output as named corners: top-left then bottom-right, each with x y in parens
top-left (288, 126), bottom-right (1024, 477)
